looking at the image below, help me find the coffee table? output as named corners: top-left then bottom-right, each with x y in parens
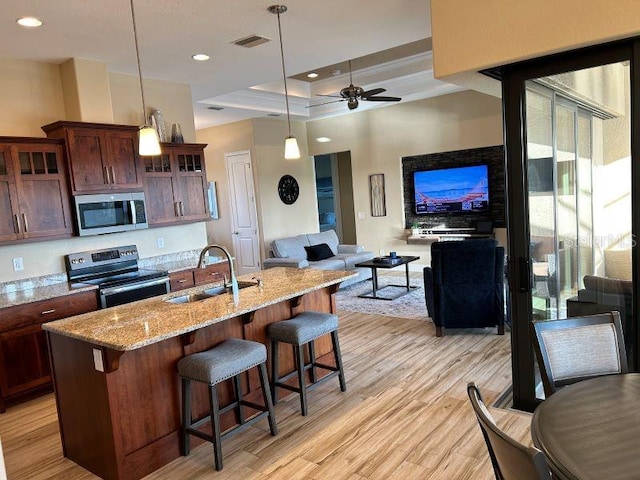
top-left (354, 255), bottom-right (420, 300)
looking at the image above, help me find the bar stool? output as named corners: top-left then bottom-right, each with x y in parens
top-left (268, 311), bottom-right (346, 416)
top-left (177, 338), bottom-right (277, 471)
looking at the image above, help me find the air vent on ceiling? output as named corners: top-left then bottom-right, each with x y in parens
top-left (232, 34), bottom-right (270, 48)
top-left (206, 106), bottom-right (224, 111)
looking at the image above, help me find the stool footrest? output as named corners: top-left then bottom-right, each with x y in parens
top-left (275, 369), bottom-right (340, 393)
top-left (186, 410), bottom-right (270, 441)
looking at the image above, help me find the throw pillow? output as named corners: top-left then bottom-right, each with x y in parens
top-left (304, 243), bottom-right (334, 261)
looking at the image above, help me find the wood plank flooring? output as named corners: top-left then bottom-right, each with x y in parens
top-left (0, 309), bottom-right (532, 479)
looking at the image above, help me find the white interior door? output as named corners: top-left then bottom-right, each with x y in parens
top-left (225, 150), bottom-right (261, 275)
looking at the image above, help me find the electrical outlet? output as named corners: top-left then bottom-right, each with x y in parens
top-left (12, 257), bottom-right (24, 272)
top-left (157, 237), bottom-right (165, 249)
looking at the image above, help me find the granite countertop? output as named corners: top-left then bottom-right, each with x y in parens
top-left (42, 267), bottom-right (356, 352)
top-left (0, 282), bottom-right (97, 309)
top-left (0, 255), bottom-right (229, 309)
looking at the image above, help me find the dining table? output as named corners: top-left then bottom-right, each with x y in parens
top-left (531, 373), bottom-right (640, 480)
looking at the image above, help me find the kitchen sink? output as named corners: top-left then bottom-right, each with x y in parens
top-left (165, 292), bottom-right (215, 304)
top-left (165, 280), bottom-right (258, 304)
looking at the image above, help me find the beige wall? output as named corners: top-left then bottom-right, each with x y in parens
top-left (431, 0), bottom-right (640, 80)
top-left (0, 57), bottom-right (66, 137)
top-left (307, 90), bottom-right (503, 267)
top-left (307, 91), bottom-right (503, 264)
top-left (198, 91), bottom-right (502, 269)
top-left (109, 73), bottom-right (196, 143)
top-left (60, 58), bottom-right (114, 123)
top-left (0, 223), bottom-right (207, 283)
top-left (196, 119), bottom-right (255, 252)
top-left (252, 118), bottom-right (316, 257)
top-left (0, 57), bottom-right (208, 284)
top-left (196, 117), bottom-right (316, 260)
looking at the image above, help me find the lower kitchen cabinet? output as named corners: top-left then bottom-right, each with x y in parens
top-left (169, 262), bottom-right (231, 292)
top-left (0, 289), bottom-right (98, 411)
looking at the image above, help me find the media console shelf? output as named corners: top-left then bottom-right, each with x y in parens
top-left (406, 227), bottom-right (493, 244)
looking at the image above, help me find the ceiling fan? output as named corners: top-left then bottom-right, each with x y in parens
top-left (310, 60), bottom-right (402, 110)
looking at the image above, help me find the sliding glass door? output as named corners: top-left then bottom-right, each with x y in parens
top-left (503, 41), bottom-right (639, 410)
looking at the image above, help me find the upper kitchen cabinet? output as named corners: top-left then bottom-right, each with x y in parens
top-left (141, 143), bottom-right (210, 225)
top-left (42, 121), bottom-right (142, 194)
top-left (0, 138), bottom-right (73, 243)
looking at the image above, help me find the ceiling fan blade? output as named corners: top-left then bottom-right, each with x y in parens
top-left (361, 88), bottom-right (386, 98)
top-left (307, 98), bottom-right (345, 108)
top-left (364, 96), bottom-right (402, 102)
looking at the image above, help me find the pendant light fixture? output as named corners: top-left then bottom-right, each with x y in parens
top-left (268, 5), bottom-right (301, 160)
top-left (129, 0), bottom-right (161, 156)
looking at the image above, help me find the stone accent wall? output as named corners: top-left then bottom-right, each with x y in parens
top-left (402, 145), bottom-right (505, 229)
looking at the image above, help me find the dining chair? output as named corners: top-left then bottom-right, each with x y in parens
top-left (530, 311), bottom-right (628, 397)
top-left (467, 383), bottom-right (551, 480)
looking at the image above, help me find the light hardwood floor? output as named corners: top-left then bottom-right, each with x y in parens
top-left (0, 310), bottom-right (532, 479)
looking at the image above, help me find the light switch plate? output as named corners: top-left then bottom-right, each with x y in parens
top-left (93, 348), bottom-right (104, 372)
top-left (157, 237), bottom-right (165, 249)
top-left (12, 257), bottom-right (24, 271)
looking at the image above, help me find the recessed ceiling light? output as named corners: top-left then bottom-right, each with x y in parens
top-left (316, 137), bottom-right (331, 143)
top-left (17, 16), bottom-right (43, 28)
top-left (307, 72), bottom-right (318, 78)
top-left (192, 53), bottom-right (209, 61)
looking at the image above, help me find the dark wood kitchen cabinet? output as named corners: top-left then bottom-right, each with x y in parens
top-left (0, 289), bottom-right (99, 411)
top-left (0, 138), bottom-right (73, 243)
top-left (141, 143), bottom-right (210, 225)
top-left (169, 261), bottom-right (230, 292)
top-left (42, 121), bottom-right (142, 193)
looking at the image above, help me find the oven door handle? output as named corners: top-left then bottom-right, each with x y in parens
top-left (100, 277), bottom-right (169, 296)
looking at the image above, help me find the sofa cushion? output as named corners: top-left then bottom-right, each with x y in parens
top-left (583, 275), bottom-right (632, 296)
top-left (309, 257), bottom-right (347, 270)
top-left (271, 234), bottom-right (310, 259)
top-left (307, 230), bottom-right (339, 254)
top-left (304, 243), bottom-right (335, 261)
top-left (334, 252), bottom-right (375, 270)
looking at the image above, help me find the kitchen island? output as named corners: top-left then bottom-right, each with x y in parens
top-left (43, 267), bottom-right (355, 480)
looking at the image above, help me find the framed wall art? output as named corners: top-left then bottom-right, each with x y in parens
top-left (369, 173), bottom-right (386, 217)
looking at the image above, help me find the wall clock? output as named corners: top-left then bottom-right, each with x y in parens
top-left (278, 174), bottom-right (299, 205)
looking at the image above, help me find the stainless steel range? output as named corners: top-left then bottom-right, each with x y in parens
top-left (65, 245), bottom-right (170, 308)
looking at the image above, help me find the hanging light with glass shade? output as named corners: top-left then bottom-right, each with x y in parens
top-left (129, 0), bottom-right (161, 156)
top-left (269, 5), bottom-right (301, 160)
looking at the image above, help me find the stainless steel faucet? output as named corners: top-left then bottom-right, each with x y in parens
top-left (197, 244), bottom-right (239, 303)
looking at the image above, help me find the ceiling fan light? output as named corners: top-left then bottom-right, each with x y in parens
top-left (348, 97), bottom-right (359, 110)
top-left (139, 126), bottom-right (161, 156)
top-left (284, 136), bottom-right (301, 160)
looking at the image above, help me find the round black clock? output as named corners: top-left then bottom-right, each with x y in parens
top-left (278, 174), bottom-right (299, 204)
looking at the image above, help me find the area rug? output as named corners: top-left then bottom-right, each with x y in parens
top-left (335, 275), bottom-right (430, 321)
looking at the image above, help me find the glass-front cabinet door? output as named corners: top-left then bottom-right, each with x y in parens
top-left (504, 42), bottom-right (636, 410)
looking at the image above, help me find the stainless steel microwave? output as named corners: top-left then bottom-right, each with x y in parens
top-left (74, 192), bottom-right (149, 236)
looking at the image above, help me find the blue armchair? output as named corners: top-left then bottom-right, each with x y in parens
top-left (424, 239), bottom-right (505, 337)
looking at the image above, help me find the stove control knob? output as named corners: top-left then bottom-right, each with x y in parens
top-left (79, 258), bottom-right (85, 263)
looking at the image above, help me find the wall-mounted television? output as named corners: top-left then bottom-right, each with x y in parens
top-left (414, 164), bottom-right (489, 214)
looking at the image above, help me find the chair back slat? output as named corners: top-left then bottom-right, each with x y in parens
top-left (467, 383), bottom-right (551, 480)
top-left (531, 311), bottom-right (628, 397)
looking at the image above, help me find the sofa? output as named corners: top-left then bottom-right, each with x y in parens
top-left (262, 230), bottom-right (374, 288)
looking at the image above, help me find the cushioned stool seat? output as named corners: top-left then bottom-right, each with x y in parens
top-left (268, 311), bottom-right (346, 416)
top-left (177, 338), bottom-right (277, 471)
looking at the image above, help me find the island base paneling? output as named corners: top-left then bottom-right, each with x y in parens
top-left (47, 285), bottom-right (339, 480)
